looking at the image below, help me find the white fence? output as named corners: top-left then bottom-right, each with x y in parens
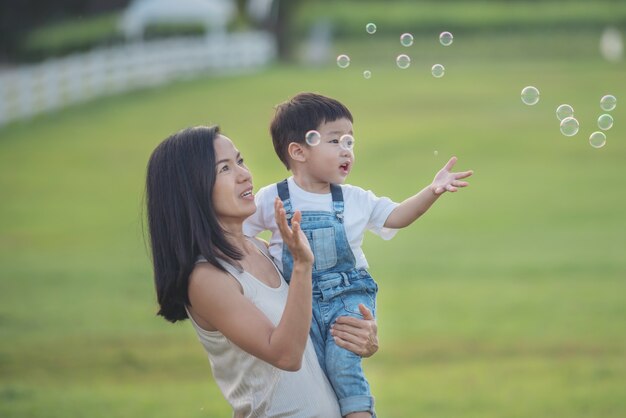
top-left (0, 32), bottom-right (276, 127)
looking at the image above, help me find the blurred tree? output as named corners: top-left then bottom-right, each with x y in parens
top-left (242, 0), bottom-right (302, 62)
top-left (0, 0), bottom-right (129, 63)
top-left (271, 0), bottom-right (300, 62)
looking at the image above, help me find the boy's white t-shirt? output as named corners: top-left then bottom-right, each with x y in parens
top-left (243, 177), bottom-right (399, 272)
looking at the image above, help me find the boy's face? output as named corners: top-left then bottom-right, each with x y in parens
top-left (303, 117), bottom-right (355, 185)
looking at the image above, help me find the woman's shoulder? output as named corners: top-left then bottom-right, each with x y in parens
top-left (188, 260), bottom-right (244, 305)
top-left (189, 260), bottom-right (230, 285)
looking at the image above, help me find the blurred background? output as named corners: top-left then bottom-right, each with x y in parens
top-left (1, 1), bottom-right (625, 417)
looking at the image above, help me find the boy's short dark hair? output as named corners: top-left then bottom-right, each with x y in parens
top-left (270, 92), bottom-right (353, 169)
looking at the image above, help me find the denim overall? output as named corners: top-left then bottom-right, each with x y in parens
top-left (277, 179), bottom-right (377, 416)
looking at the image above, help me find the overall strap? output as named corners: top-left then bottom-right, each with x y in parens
top-left (330, 183), bottom-right (345, 222)
top-left (276, 179), bottom-right (293, 218)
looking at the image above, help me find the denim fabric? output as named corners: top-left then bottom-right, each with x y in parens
top-left (277, 179), bottom-right (377, 417)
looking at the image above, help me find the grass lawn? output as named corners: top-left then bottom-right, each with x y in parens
top-left (1, 29), bottom-right (625, 417)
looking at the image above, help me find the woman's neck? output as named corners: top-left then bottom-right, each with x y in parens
top-left (220, 220), bottom-right (249, 250)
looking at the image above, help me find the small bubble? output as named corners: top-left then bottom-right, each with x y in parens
top-left (431, 64), bottom-right (445, 78)
top-left (396, 54), bottom-right (411, 69)
top-left (556, 104), bottom-right (574, 121)
top-left (305, 130), bottom-right (321, 146)
top-left (336, 54), bottom-right (350, 69)
top-left (400, 33), bottom-right (414, 47)
top-left (597, 113), bottom-right (614, 130)
top-left (560, 117), bottom-right (579, 136)
top-left (600, 94), bottom-right (617, 111)
top-left (434, 150), bottom-right (439, 156)
top-left (520, 86), bottom-right (540, 106)
top-left (366, 23), bottom-right (377, 34)
top-left (589, 131), bottom-right (607, 148)
top-left (439, 31), bottom-right (454, 46)
top-left (363, 70), bottom-right (372, 79)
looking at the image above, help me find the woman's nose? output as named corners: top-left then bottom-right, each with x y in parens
top-left (237, 164), bottom-right (252, 181)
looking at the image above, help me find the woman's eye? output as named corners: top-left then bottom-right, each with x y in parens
top-left (219, 165), bottom-right (229, 173)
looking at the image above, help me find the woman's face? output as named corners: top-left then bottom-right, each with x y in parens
top-left (212, 135), bottom-right (255, 223)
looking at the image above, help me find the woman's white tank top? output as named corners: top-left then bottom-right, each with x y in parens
top-left (186, 238), bottom-right (341, 418)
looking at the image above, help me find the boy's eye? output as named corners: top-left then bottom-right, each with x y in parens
top-left (329, 139), bottom-right (340, 144)
top-left (237, 158), bottom-right (245, 165)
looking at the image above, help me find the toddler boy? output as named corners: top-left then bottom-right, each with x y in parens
top-left (244, 92), bottom-right (473, 417)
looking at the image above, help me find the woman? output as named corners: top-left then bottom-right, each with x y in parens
top-left (145, 125), bottom-right (378, 417)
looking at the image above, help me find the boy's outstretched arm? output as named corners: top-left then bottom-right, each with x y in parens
top-left (384, 156), bottom-right (473, 229)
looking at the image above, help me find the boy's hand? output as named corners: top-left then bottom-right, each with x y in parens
top-left (431, 156), bottom-right (473, 195)
top-left (274, 197), bottom-right (314, 265)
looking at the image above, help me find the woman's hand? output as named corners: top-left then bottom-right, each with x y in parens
top-left (275, 197), bottom-right (313, 266)
top-left (330, 304), bottom-right (379, 357)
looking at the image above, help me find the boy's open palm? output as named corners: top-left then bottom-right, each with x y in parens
top-left (274, 198), bottom-right (314, 265)
top-left (431, 156), bottom-right (473, 195)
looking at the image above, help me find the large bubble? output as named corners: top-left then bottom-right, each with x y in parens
top-left (305, 130), bottom-right (321, 146)
top-left (589, 131), bottom-right (607, 148)
top-left (431, 64), bottom-right (445, 78)
top-left (559, 117), bottom-right (579, 136)
top-left (439, 31), bottom-right (454, 46)
top-left (521, 86), bottom-right (540, 106)
top-left (400, 33), bottom-right (414, 47)
top-left (600, 94), bottom-right (617, 111)
top-left (339, 134), bottom-right (355, 151)
top-left (336, 55), bottom-right (350, 69)
top-left (556, 104), bottom-right (574, 121)
top-left (396, 54), bottom-right (411, 69)
top-left (598, 114), bottom-right (614, 130)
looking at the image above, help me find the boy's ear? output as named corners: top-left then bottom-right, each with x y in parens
top-left (288, 142), bottom-right (307, 163)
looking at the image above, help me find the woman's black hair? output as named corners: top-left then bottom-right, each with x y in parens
top-left (145, 125), bottom-right (243, 322)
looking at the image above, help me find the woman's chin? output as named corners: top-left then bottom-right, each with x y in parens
top-left (242, 202), bottom-right (257, 218)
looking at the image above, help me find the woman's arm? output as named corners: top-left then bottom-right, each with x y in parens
top-left (330, 304), bottom-right (379, 358)
top-left (188, 200), bottom-right (313, 371)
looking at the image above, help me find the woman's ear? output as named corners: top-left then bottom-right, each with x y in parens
top-left (288, 142), bottom-right (307, 163)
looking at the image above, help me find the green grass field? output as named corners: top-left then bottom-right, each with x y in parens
top-left (1, 27), bottom-right (625, 418)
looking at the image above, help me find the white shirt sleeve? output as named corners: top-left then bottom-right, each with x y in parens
top-left (243, 185), bottom-right (273, 237)
top-left (363, 188), bottom-right (399, 240)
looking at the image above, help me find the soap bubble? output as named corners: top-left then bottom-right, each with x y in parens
top-left (600, 94), bottom-right (617, 111)
top-left (396, 54), bottom-right (411, 69)
top-left (434, 150), bottom-right (439, 157)
top-left (339, 134), bottom-right (355, 151)
top-left (366, 23), bottom-right (377, 34)
top-left (598, 114), bottom-right (614, 130)
top-left (439, 31), bottom-right (454, 46)
top-left (520, 86), bottom-right (540, 105)
top-left (556, 104), bottom-right (574, 121)
top-left (305, 130), bottom-right (321, 146)
top-left (400, 33), bottom-right (414, 47)
top-left (431, 64), bottom-right (445, 78)
top-left (559, 117), bottom-right (579, 136)
top-left (363, 70), bottom-right (372, 79)
top-left (336, 54), bottom-right (350, 69)
top-left (589, 131), bottom-right (607, 148)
